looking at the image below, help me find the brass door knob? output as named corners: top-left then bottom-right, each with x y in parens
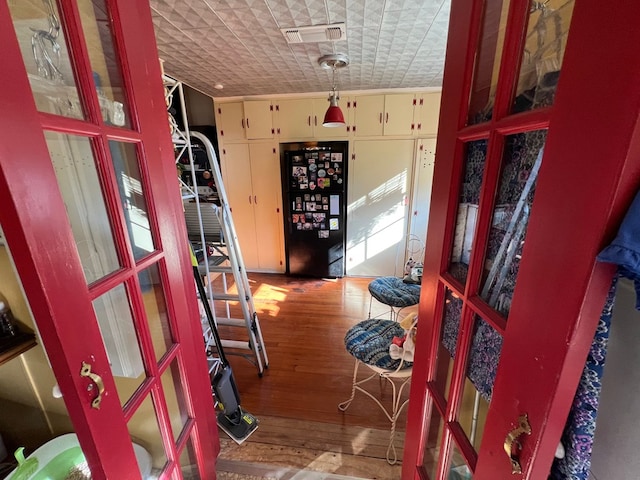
top-left (80, 362), bottom-right (105, 409)
top-left (504, 414), bottom-right (531, 474)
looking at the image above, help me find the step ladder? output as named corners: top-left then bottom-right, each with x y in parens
top-left (165, 77), bottom-right (268, 376)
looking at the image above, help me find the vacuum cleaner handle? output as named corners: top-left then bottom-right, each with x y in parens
top-left (193, 265), bottom-right (230, 368)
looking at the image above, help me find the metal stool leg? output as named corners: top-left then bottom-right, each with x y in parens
top-left (338, 360), bottom-right (360, 412)
top-left (338, 360), bottom-right (413, 465)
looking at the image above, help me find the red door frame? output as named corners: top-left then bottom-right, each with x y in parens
top-left (403, 0), bottom-right (640, 478)
top-left (0, 0), bottom-right (218, 478)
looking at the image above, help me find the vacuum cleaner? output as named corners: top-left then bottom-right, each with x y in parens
top-left (191, 252), bottom-right (259, 444)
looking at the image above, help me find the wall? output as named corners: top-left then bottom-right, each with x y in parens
top-left (214, 90), bottom-right (442, 276)
top-left (0, 245), bottom-right (169, 468)
top-left (589, 278), bottom-right (640, 479)
top-left (0, 246), bottom-right (72, 453)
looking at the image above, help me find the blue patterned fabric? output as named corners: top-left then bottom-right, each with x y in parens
top-left (597, 190), bottom-right (640, 310)
top-left (549, 275), bottom-right (618, 480)
top-left (368, 276), bottom-right (421, 308)
top-left (344, 319), bottom-right (412, 370)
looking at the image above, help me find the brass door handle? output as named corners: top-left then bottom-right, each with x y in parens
top-left (80, 362), bottom-right (105, 409)
top-left (504, 414), bottom-right (531, 474)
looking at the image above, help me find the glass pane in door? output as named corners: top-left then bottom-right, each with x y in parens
top-left (512, 0), bottom-right (575, 114)
top-left (8, 0), bottom-right (84, 120)
top-left (433, 288), bottom-right (463, 402)
top-left (92, 284), bottom-right (145, 405)
top-left (128, 394), bottom-right (167, 477)
top-left (480, 131), bottom-right (547, 316)
top-left (459, 315), bottom-right (503, 451)
top-left (45, 132), bottom-right (121, 284)
top-left (422, 406), bottom-right (446, 479)
top-left (138, 264), bottom-right (174, 362)
top-left (179, 435), bottom-right (200, 478)
top-left (448, 140), bottom-right (487, 285)
top-left (161, 359), bottom-right (190, 441)
top-left (459, 376), bottom-right (490, 451)
top-left (448, 441), bottom-right (473, 479)
top-left (109, 141), bottom-right (156, 260)
top-left (77, 0), bottom-right (131, 127)
top-left (467, 0), bottom-right (511, 124)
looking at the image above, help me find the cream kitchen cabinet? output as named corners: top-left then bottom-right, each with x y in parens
top-left (353, 93), bottom-right (417, 137)
top-left (220, 142), bottom-right (284, 272)
top-left (215, 100), bottom-right (275, 141)
top-left (215, 101), bottom-right (245, 141)
top-left (275, 97), bottom-right (350, 139)
top-left (412, 92), bottom-right (442, 136)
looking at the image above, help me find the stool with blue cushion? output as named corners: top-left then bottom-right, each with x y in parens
top-left (368, 276), bottom-right (421, 321)
top-left (338, 318), bottom-right (413, 465)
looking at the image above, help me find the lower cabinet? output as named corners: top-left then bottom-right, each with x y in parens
top-left (221, 142), bottom-right (284, 272)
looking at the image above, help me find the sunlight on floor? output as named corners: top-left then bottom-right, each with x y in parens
top-left (300, 452), bottom-right (343, 476)
top-left (252, 283), bottom-right (287, 317)
top-left (350, 428), bottom-right (374, 455)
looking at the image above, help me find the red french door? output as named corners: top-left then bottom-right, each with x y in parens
top-left (0, 0), bottom-right (218, 478)
top-left (403, 0), bottom-right (640, 479)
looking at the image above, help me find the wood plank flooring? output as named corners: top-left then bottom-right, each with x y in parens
top-left (210, 273), bottom-right (414, 479)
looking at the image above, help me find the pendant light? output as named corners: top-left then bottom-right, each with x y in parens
top-left (318, 54), bottom-right (349, 128)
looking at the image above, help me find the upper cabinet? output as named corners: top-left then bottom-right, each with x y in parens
top-left (215, 102), bottom-right (245, 140)
top-left (353, 93), bottom-right (441, 137)
top-left (353, 93), bottom-right (415, 136)
top-left (275, 97), bottom-right (350, 139)
top-left (215, 100), bottom-right (275, 141)
top-left (216, 91), bottom-right (440, 142)
top-left (244, 100), bottom-right (274, 139)
top-left (413, 92), bottom-right (442, 136)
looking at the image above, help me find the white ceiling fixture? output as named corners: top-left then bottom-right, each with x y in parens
top-left (280, 23), bottom-right (346, 44)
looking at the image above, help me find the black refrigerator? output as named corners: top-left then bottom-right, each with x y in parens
top-left (280, 141), bottom-right (348, 277)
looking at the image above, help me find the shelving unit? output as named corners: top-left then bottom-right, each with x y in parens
top-left (164, 76), bottom-right (268, 377)
top-left (0, 332), bottom-right (36, 365)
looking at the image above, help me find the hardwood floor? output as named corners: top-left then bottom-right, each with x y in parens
top-left (210, 273), bottom-right (414, 479)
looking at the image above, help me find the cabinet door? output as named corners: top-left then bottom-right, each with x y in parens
top-left (353, 94), bottom-right (385, 137)
top-left (409, 138), bottom-right (436, 248)
top-left (248, 143), bottom-right (284, 271)
top-left (216, 101), bottom-right (245, 140)
top-left (221, 143), bottom-right (259, 268)
top-left (313, 97), bottom-right (349, 139)
top-left (276, 98), bottom-right (314, 139)
top-left (346, 139), bottom-right (415, 277)
top-left (383, 93), bottom-right (416, 136)
top-left (415, 92), bottom-right (442, 136)
top-left (243, 100), bottom-right (273, 140)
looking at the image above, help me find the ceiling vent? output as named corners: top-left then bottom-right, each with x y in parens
top-left (280, 23), bottom-right (346, 44)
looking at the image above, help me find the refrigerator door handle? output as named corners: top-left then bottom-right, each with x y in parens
top-left (254, 195), bottom-right (258, 204)
top-left (248, 195), bottom-right (252, 204)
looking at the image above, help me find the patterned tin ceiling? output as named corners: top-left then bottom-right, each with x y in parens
top-left (150, 0), bottom-right (451, 98)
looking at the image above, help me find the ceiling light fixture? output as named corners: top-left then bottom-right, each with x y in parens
top-left (318, 53), bottom-right (349, 128)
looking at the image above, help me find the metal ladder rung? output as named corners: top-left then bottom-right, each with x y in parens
top-left (216, 317), bottom-right (247, 328)
top-left (204, 265), bottom-right (234, 273)
top-left (221, 339), bottom-right (252, 351)
top-left (211, 293), bottom-right (243, 302)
